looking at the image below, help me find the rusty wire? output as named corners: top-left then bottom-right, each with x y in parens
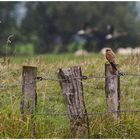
top-left (35, 110), bottom-right (140, 117)
top-left (0, 71), bottom-right (140, 90)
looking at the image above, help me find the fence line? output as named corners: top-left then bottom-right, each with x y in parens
top-left (35, 71), bottom-right (140, 80)
top-left (0, 72), bottom-right (140, 90)
top-left (2, 64), bottom-right (140, 138)
top-left (35, 110), bottom-right (140, 117)
top-left (0, 81), bottom-right (35, 89)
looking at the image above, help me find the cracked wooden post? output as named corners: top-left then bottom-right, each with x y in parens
top-left (21, 66), bottom-right (37, 137)
top-left (57, 66), bottom-right (89, 138)
top-left (105, 63), bottom-right (120, 120)
top-left (21, 66), bottom-right (37, 115)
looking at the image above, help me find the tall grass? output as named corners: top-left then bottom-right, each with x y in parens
top-left (1, 53), bottom-right (140, 138)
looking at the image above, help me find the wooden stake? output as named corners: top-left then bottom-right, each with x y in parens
top-left (105, 64), bottom-right (120, 120)
top-left (58, 66), bottom-right (89, 138)
top-left (21, 66), bottom-right (37, 115)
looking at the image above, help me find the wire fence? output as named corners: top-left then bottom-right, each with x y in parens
top-left (0, 71), bottom-right (140, 90)
top-left (1, 65), bottom-right (140, 138)
top-left (1, 68), bottom-right (140, 110)
top-left (33, 110), bottom-right (140, 117)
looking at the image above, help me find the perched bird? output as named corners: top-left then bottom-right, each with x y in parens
top-left (105, 48), bottom-right (118, 74)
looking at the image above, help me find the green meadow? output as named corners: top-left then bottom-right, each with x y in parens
top-left (1, 53), bottom-right (140, 138)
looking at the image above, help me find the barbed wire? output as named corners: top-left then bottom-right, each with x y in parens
top-left (0, 71), bottom-right (140, 90)
top-left (122, 72), bottom-right (140, 77)
top-left (36, 74), bottom-right (119, 81)
top-left (37, 71), bottom-right (140, 82)
top-left (0, 80), bottom-right (36, 89)
top-left (35, 110), bottom-right (140, 117)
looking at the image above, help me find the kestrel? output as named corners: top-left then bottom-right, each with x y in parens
top-left (105, 48), bottom-right (118, 74)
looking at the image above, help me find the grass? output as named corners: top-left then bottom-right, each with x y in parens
top-left (1, 53), bottom-right (140, 138)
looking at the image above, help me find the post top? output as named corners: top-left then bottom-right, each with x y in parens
top-left (23, 65), bottom-right (37, 69)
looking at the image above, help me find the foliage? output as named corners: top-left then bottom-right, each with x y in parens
top-left (0, 2), bottom-right (140, 53)
top-left (20, 2), bottom-right (140, 53)
top-left (15, 43), bottom-right (34, 55)
top-left (0, 2), bottom-right (17, 46)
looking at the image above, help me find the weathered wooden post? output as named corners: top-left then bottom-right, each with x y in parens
top-left (58, 66), bottom-right (89, 138)
top-left (21, 66), bottom-right (37, 115)
top-left (21, 66), bottom-right (37, 137)
top-left (105, 64), bottom-right (120, 120)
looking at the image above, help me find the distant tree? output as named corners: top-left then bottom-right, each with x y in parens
top-left (21, 2), bottom-right (140, 53)
top-left (0, 2), bottom-right (17, 47)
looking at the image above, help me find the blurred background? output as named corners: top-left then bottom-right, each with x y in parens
top-left (1, 1), bottom-right (140, 55)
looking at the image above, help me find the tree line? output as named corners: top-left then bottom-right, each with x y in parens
top-left (0, 1), bottom-right (140, 54)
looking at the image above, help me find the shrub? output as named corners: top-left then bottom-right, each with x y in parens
top-left (15, 43), bottom-right (34, 55)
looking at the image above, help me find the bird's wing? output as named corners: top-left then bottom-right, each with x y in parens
top-left (106, 51), bottom-right (118, 73)
top-left (106, 51), bottom-right (116, 64)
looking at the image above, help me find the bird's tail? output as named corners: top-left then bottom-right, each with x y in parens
top-left (110, 62), bottom-right (125, 76)
top-left (110, 62), bottom-right (118, 74)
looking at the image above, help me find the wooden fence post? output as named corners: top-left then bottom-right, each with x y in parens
top-left (21, 66), bottom-right (37, 116)
top-left (57, 66), bottom-right (89, 138)
top-left (105, 63), bottom-right (120, 120)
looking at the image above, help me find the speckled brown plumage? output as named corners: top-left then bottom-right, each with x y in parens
top-left (105, 48), bottom-right (118, 74)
